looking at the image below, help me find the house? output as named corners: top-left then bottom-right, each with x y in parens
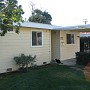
top-left (0, 22), bottom-right (90, 73)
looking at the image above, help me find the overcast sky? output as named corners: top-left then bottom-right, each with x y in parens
top-left (18, 0), bottom-right (90, 26)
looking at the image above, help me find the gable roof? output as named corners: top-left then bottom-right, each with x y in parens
top-left (14, 22), bottom-right (90, 31)
top-left (55, 24), bottom-right (90, 30)
top-left (14, 22), bottom-right (62, 30)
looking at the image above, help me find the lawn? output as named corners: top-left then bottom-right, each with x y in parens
top-left (0, 64), bottom-right (90, 90)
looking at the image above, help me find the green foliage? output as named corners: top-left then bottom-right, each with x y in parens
top-left (28, 9), bottom-right (52, 24)
top-left (0, 0), bottom-right (24, 36)
top-left (76, 52), bottom-right (90, 65)
top-left (14, 54), bottom-right (36, 72)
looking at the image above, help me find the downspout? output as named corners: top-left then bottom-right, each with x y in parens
top-left (59, 30), bottom-right (61, 60)
top-left (49, 29), bottom-right (51, 61)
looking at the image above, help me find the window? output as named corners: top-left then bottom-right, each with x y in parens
top-left (32, 31), bottom-right (42, 46)
top-left (66, 34), bottom-right (74, 44)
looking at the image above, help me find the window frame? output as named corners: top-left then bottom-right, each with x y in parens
top-left (31, 31), bottom-right (43, 47)
top-left (66, 34), bottom-right (75, 44)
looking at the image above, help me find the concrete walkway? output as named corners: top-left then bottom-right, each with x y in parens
top-left (58, 58), bottom-right (90, 82)
top-left (61, 58), bottom-right (76, 66)
top-left (61, 59), bottom-right (90, 82)
top-left (51, 58), bottom-right (76, 66)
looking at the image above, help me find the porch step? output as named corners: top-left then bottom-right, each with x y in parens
top-left (61, 59), bottom-right (76, 66)
top-left (84, 67), bottom-right (90, 71)
top-left (86, 62), bottom-right (90, 67)
top-left (50, 60), bottom-right (57, 64)
top-left (84, 75), bottom-right (90, 81)
top-left (84, 62), bottom-right (90, 82)
top-left (84, 70), bottom-right (90, 74)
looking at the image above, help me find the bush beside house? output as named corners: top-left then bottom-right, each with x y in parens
top-left (76, 52), bottom-right (90, 66)
top-left (14, 54), bottom-right (36, 72)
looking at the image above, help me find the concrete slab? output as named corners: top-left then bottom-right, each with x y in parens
top-left (61, 58), bottom-right (76, 66)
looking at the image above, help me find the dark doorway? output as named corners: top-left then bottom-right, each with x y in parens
top-left (80, 37), bottom-right (90, 52)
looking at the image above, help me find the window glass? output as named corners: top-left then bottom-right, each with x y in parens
top-left (32, 31), bottom-right (42, 46)
top-left (67, 34), bottom-right (74, 44)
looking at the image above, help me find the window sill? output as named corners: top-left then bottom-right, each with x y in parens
top-left (7, 31), bottom-right (15, 34)
top-left (66, 44), bottom-right (76, 45)
top-left (31, 45), bottom-right (43, 48)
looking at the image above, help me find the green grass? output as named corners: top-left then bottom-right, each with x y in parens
top-left (0, 64), bottom-right (90, 90)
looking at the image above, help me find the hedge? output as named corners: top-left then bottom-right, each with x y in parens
top-left (76, 52), bottom-right (90, 66)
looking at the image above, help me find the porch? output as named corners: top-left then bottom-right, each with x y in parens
top-left (62, 58), bottom-right (76, 66)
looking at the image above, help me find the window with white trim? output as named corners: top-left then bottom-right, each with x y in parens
top-left (32, 31), bottom-right (42, 46)
top-left (66, 34), bottom-right (74, 44)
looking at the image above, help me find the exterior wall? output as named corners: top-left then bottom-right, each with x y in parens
top-left (51, 30), bottom-right (60, 60)
top-left (0, 27), bottom-right (51, 73)
top-left (60, 30), bottom-right (80, 61)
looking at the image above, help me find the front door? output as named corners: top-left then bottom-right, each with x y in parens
top-left (51, 30), bottom-right (60, 60)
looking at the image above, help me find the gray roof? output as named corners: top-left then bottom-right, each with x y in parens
top-left (14, 22), bottom-right (62, 30)
top-left (14, 22), bottom-right (90, 30)
top-left (55, 24), bottom-right (90, 30)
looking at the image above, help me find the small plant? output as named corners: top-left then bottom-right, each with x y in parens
top-left (14, 54), bottom-right (36, 72)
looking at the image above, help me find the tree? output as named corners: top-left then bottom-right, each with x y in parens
top-left (0, 0), bottom-right (24, 36)
top-left (30, 1), bottom-right (35, 15)
top-left (42, 11), bottom-right (52, 24)
top-left (28, 9), bottom-right (52, 24)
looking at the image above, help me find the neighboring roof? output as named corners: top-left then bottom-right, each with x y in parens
top-left (55, 24), bottom-right (90, 30)
top-left (14, 22), bottom-right (90, 31)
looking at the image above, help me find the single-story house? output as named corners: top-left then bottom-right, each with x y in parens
top-left (0, 22), bottom-right (90, 73)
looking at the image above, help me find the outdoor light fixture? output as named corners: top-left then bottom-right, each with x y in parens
top-left (54, 31), bottom-right (58, 34)
top-left (60, 37), bottom-right (63, 40)
top-left (77, 36), bottom-right (80, 38)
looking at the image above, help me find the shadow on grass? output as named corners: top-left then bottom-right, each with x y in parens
top-left (0, 64), bottom-right (90, 90)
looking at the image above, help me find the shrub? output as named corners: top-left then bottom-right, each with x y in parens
top-left (14, 54), bottom-right (36, 72)
top-left (76, 52), bottom-right (90, 66)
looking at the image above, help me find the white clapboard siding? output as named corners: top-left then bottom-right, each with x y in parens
top-left (60, 30), bottom-right (80, 60)
top-left (0, 27), bottom-right (51, 73)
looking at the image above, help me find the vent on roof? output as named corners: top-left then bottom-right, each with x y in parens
top-left (6, 68), bottom-right (12, 72)
top-left (43, 62), bottom-right (47, 65)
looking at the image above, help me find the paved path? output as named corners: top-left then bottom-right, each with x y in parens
top-left (57, 59), bottom-right (90, 82)
top-left (61, 58), bottom-right (76, 66)
top-left (84, 63), bottom-right (90, 82)
top-left (52, 58), bottom-right (90, 82)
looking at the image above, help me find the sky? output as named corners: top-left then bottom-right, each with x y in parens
top-left (18, 0), bottom-right (90, 26)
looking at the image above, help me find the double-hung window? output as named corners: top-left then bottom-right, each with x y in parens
top-left (32, 31), bottom-right (42, 46)
top-left (66, 34), bottom-right (74, 44)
